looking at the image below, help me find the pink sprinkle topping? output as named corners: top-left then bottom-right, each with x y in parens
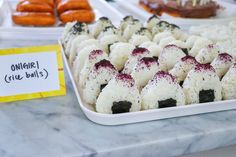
top-left (89, 50), bottom-right (104, 60)
top-left (131, 47), bottom-right (149, 56)
top-left (194, 63), bottom-right (215, 72)
top-left (217, 53), bottom-right (233, 62)
top-left (181, 55), bottom-right (197, 64)
top-left (153, 71), bottom-right (176, 83)
top-left (139, 57), bottom-right (157, 67)
top-left (115, 73), bottom-right (134, 87)
top-left (94, 59), bottom-right (115, 70)
top-left (163, 44), bottom-right (182, 53)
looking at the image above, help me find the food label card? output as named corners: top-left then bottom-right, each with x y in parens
top-left (0, 45), bottom-right (66, 103)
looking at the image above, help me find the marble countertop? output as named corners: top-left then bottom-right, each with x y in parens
top-left (1, 39), bottom-right (236, 157)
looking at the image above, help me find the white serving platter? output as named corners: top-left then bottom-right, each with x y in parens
top-left (0, 0), bottom-right (123, 40)
top-left (116, 0), bottom-right (236, 28)
top-left (60, 41), bottom-right (236, 126)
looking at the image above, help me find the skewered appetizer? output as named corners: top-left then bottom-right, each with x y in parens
top-left (61, 16), bottom-right (236, 114)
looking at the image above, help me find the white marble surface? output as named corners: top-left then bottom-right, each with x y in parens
top-left (1, 39), bottom-right (236, 157)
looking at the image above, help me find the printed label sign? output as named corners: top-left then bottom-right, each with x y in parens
top-left (0, 45), bottom-right (66, 103)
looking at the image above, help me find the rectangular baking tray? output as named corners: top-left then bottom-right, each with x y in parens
top-left (116, 0), bottom-right (236, 28)
top-left (60, 41), bottom-right (236, 126)
top-left (0, 0), bottom-right (123, 40)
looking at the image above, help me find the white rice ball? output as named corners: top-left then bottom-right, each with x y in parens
top-left (131, 57), bottom-right (160, 90)
top-left (123, 20), bottom-right (142, 41)
top-left (135, 27), bottom-right (152, 40)
top-left (99, 35), bottom-right (123, 53)
top-left (97, 25), bottom-right (121, 40)
top-left (159, 36), bottom-right (176, 48)
top-left (123, 47), bottom-right (152, 74)
top-left (195, 44), bottom-right (220, 64)
top-left (169, 56), bottom-right (198, 83)
top-left (153, 31), bottom-right (173, 44)
top-left (189, 38), bottom-right (213, 57)
top-left (146, 15), bottom-right (160, 31)
top-left (69, 39), bottom-right (99, 65)
top-left (140, 41), bottom-right (162, 58)
top-left (185, 35), bottom-right (201, 49)
top-left (83, 59), bottom-right (117, 105)
top-left (129, 34), bottom-right (150, 46)
top-left (119, 16), bottom-right (134, 33)
top-left (91, 17), bottom-right (113, 38)
top-left (141, 71), bottom-right (185, 110)
top-left (211, 53), bottom-right (234, 78)
top-left (183, 63), bottom-right (222, 104)
top-left (79, 50), bottom-right (109, 88)
top-left (159, 44), bottom-right (186, 71)
top-left (109, 42), bottom-right (135, 71)
top-left (221, 63), bottom-right (236, 100)
top-left (73, 45), bottom-right (101, 81)
top-left (96, 73), bottom-right (141, 114)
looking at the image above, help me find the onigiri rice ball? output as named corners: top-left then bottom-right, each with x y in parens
top-left (97, 25), bottom-right (121, 40)
top-left (109, 42), bottom-right (135, 71)
top-left (153, 31), bottom-right (173, 44)
top-left (135, 27), bottom-right (152, 40)
top-left (83, 59), bottom-right (117, 105)
top-left (185, 35), bottom-right (201, 49)
top-left (141, 71), bottom-right (185, 110)
top-left (96, 73), bottom-right (141, 114)
top-left (119, 16), bottom-right (134, 33)
top-left (140, 41), bottom-right (162, 58)
top-left (91, 17), bottom-right (113, 38)
top-left (123, 19), bottom-right (142, 41)
top-left (221, 63), bottom-right (236, 100)
top-left (79, 49), bottom-right (109, 88)
top-left (131, 57), bottom-right (160, 89)
top-left (69, 39), bottom-right (100, 65)
top-left (211, 53), bottom-right (234, 78)
top-left (159, 36), bottom-right (176, 48)
top-left (183, 63), bottom-right (222, 104)
top-left (146, 15), bottom-right (160, 31)
top-left (189, 38), bottom-right (213, 57)
top-left (100, 35), bottom-right (123, 53)
top-left (159, 44), bottom-right (186, 71)
top-left (129, 34), bottom-right (150, 46)
top-left (195, 44), bottom-right (220, 64)
top-left (123, 47), bottom-right (152, 74)
top-left (169, 56), bottom-right (198, 84)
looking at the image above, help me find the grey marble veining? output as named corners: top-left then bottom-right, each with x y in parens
top-left (1, 40), bottom-right (236, 157)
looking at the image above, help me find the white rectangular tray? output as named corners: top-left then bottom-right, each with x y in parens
top-left (60, 42), bottom-right (236, 126)
top-left (116, 0), bottom-right (236, 28)
top-left (0, 0), bottom-right (123, 40)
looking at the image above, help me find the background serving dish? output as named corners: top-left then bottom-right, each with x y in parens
top-left (116, 0), bottom-right (236, 28)
top-left (0, 0), bottom-right (123, 39)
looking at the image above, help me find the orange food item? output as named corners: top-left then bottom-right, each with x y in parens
top-left (60, 10), bottom-right (95, 23)
top-left (19, 0), bottom-right (55, 8)
top-left (55, 0), bottom-right (62, 6)
top-left (57, 0), bottom-right (92, 14)
top-left (16, 1), bottom-right (54, 13)
top-left (12, 12), bottom-right (55, 26)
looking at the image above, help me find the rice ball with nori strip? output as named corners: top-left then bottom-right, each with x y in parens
top-left (135, 27), bottom-right (152, 40)
top-left (123, 19), bottom-right (142, 41)
top-left (131, 57), bottom-right (160, 90)
top-left (97, 25), bottom-right (121, 40)
top-left (222, 63), bottom-right (236, 100)
top-left (153, 31), bottom-right (173, 44)
top-left (211, 53), bottom-right (233, 78)
top-left (159, 44), bottom-right (186, 71)
top-left (129, 34), bottom-right (150, 46)
top-left (96, 73), bottom-right (141, 114)
top-left (100, 35), bottom-right (123, 53)
top-left (79, 49), bottom-right (109, 88)
top-left (73, 45), bottom-right (101, 81)
top-left (146, 15), bottom-right (160, 31)
top-left (109, 42), bottom-right (135, 71)
top-left (119, 16), bottom-right (134, 33)
top-left (61, 22), bottom-right (74, 45)
top-left (69, 39), bottom-right (100, 65)
top-left (140, 41), bottom-right (162, 58)
top-left (123, 47), bottom-right (152, 74)
top-left (195, 44), bottom-right (220, 64)
top-left (183, 63), bottom-right (222, 104)
top-left (92, 17), bottom-right (113, 38)
top-left (159, 36), bottom-right (176, 48)
top-left (169, 56), bottom-right (198, 84)
top-left (189, 38), bottom-right (213, 57)
top-left (151, 21), bottom-right (170, 35)
top-left (83, 59), bottom-right (118, 105)
top-left (141, 71), bottom-right (185, 110)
